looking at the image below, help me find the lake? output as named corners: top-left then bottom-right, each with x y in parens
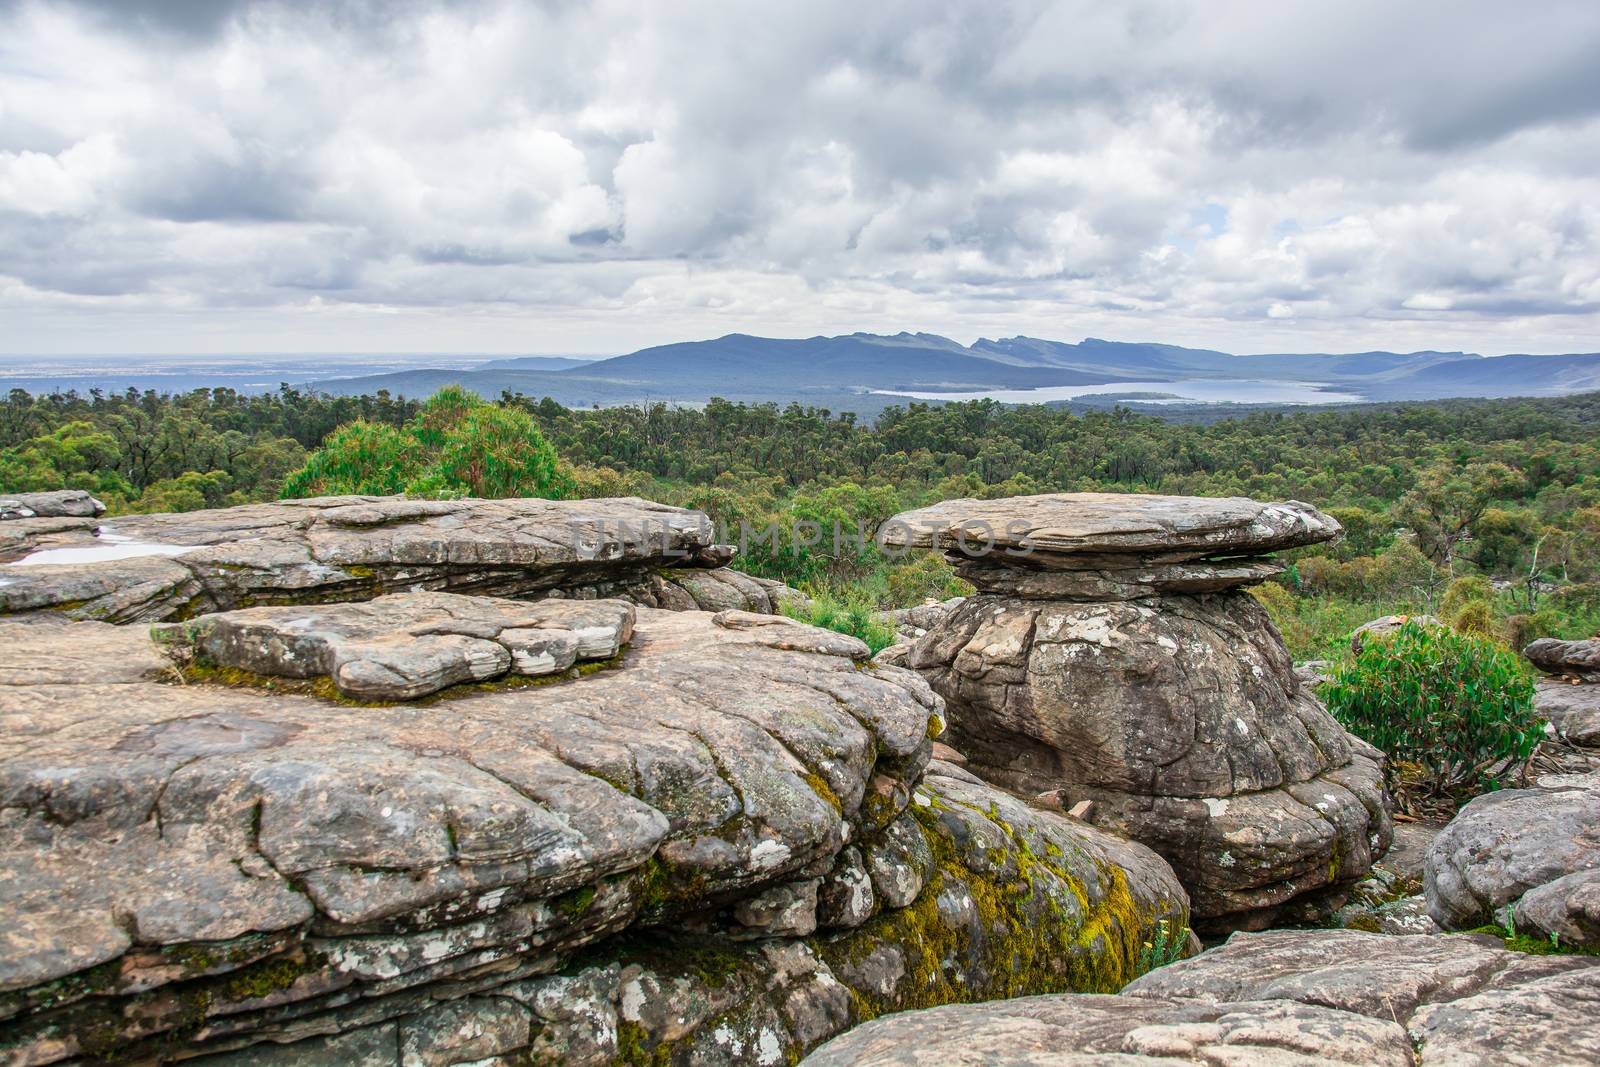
top-left (874, 379), bottom-right (1364, 405)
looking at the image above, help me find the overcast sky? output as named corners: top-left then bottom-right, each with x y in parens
top-left (2, 0), bottom-right (1599, 358)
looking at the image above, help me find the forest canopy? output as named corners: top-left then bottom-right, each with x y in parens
top-left (3, 384), bottom-right (1598, 658)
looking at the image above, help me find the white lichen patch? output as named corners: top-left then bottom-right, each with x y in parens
top-left (750, 839), bottom-right (792, 870)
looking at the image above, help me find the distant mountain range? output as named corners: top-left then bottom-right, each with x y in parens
top-left (304, 332), bottom-right (1600, 413)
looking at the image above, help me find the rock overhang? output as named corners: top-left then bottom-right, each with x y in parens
top-left (881, 494), bottom-right (1339, 601)
top-left (0, 495), bottom-right (728, 622)
top-left (881, 492), bottom-right (1341, 562)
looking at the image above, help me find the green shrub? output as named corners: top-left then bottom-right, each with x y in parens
top-left (783, 589), bottom-right (898, 655)
top-left (1440, 575), bottom-right (1492, 620)
top-left (1450, 598), bottom-right (1495, 638)
top-left (281, 387), bottom-right (573, 501)
top-left (884, 551), bottom-right (973, 608)
top-left (1323, 621), bottom-right (1541, 808)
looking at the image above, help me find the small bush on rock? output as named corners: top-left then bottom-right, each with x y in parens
top-left (784, 589), bottom-right (898, 655)
top-left (282, 387), bottom-right (574, 500)
top-left (1323, 621), bottom-right (1540, 809)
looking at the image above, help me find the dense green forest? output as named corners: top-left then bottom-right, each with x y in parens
top-left (3, 384), bottom-right (1598, 659)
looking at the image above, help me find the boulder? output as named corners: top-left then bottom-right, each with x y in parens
top-left (0, 488), bottom-right (105, 520)
top-left (815, 764), bottom-right (1190, 1016)
top-left (892, 492), bottom-right (1391, 930)
top-left (0, 494), bottom-right (781, 623)
top-left (803, 928), bottom-right (1600, 1066)
top-left (1534, 679), bottom-right (1600, 747)
top-left (1426, 772), bottom-right (1600, 947)
top-left (884, 597), bottom-right (964, 643)
top-left (1526, 636), bottom-right (1600, 682)
top-left (1350, 613), bottom-right (1444, 654)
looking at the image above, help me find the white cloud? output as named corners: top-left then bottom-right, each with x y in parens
top-left (1, 0), bottom-right (1599, 355)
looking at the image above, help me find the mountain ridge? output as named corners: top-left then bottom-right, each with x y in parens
top-left (283, 330), bottom-right (1600, 412)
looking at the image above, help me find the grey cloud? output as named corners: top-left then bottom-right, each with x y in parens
top-left (1, 0), bottom-right (1599, 355)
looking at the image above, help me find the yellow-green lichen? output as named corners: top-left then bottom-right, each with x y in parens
top-left (172, 648), bottom-right (627, 707)
top-left (815, 793), bottom-right (1186, 1021)
top-left (803, 772), bottom-right (843, 815)
top-left (554, 885), bottom-right (598, 920)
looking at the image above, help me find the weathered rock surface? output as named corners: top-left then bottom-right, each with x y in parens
top-left (0, 494), bottom-right (791, 622)
top-left (1526, 636), bottom-right (1600, 682)
top-left (539, 769), bottom-right (1189, 1067)
top-left (0, 488), bottom-right (105, 520)
top-left (1350, 612), bottom-right (1444, 653)
top-left (893, 492), bottom-right (1390, 930)
top-left (804, 929), bottom-right (1600, 1066)
top-left (1535, 679), bottom-right (1600, 747)
top-left (910, 593), bottom-right (1390, 929)
top-left (804, 994), bottom-right (1414, 1066)
top-left (0, 604), bottom-right (932, 1061)
top-left (0, 567), bottom-right (1190, 1064)
top-left (883, 597), bottom-right (964, 644)
top-left (882, 492), bottom-right (1339, 564)
top-left (152, 592), bottom-right (635, 700)
top-left (1426, 772), bottom-right (1600, 946)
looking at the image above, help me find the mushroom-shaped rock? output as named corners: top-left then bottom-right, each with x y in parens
top-left (891, 492), bottom-right (1390, 931)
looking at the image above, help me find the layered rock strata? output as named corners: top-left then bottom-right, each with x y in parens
top-left (886, 492), bottom-right (1393, 929)
top-left (802, 928), bottom-right (1600, 1066)
top-left (0, 494), bottom-right (794, 621)
top-left (151, 592), bottom-right (636, 700)
top-left (0, 510), bottom-right (1190, 1066)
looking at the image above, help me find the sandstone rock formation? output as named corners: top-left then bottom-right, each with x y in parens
top-left (0, 488), bottom-right (105, 520)
top-left (1527, 630), bottom-right (1600, 774)
top-left (1350, 612), bottom-right (1444, 653)
top-left (1426, 772), bottom-right (1600, 948)
top-left (151, 592), bottom-right (635, 700)
top-left (802, 928), bottom-right (1600, 1066)
top-left (1536, 681), bottom-right (1600, 748)
top-left (1526, 636), bottom-right (1600, 682)
top-left (886, 492), bottom-right (1393, 930)
top-left (0, 494), bottom-right (793, 621)
top-left (0, 495), bottom-right (1191, 1066)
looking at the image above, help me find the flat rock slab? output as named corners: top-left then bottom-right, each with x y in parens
top-left (804, 929), bottom-right (1600, 1066)
top-left (882, 493), bottom-right (1339, 563)
top-left (153, 591), bottom-right (635, 700)
top-left (0, 607), bottom-right (941, 1064)
top-left (0, 495), bottom-right (721, 622)
top-left (803, 994), bottom-right (1415, 1066)
top-left (1426, 772), bottom-right (1600, 946)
